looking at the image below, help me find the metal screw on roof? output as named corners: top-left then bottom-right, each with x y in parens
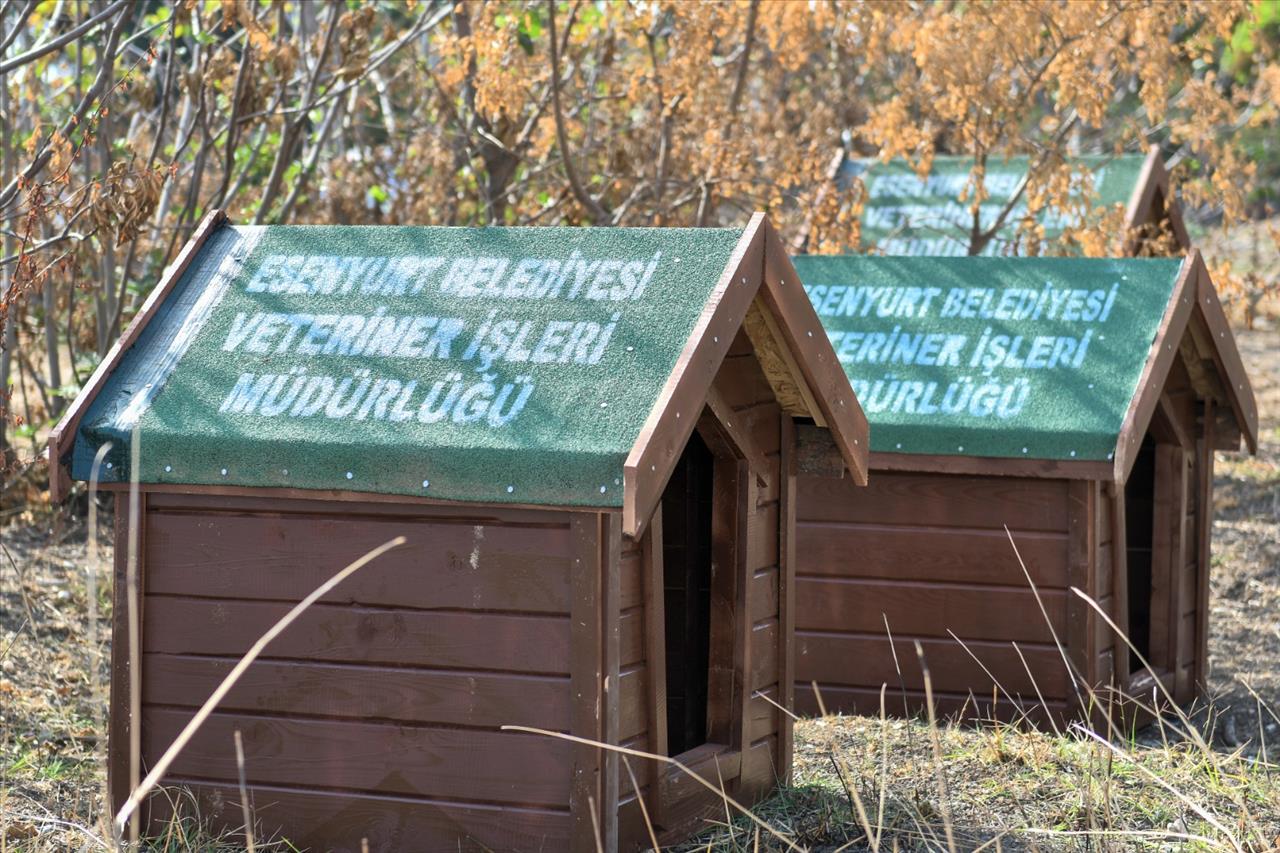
top-left (807, 331), bottom-right (813, 337)
top-left (1070, 451), bottom-right (1077, 457)
top-left (346, 472), bottom-right (354, 480)
top-left (1108, 452), bottom-right (1114, 460)
top-left (506, 485), bottom-right (514, 493)
top-left (599, 486), bottom-right (607, 494)
top-left (221, 468), bottom-right (228, 476)
top-left (896, 443), bottom-right (902, 449)
top-left (422, 480), bottom-right (430, 488)
top-left (106, 462), bottom-right (113, 470)
top-left (626, 346), bottom-right (634, 352)
top-left (958, 446), bottom-right (964, 451)
top-left (282, 469), bottom-right (288, 476)
top-left (1022, 447), bottom-right (1028, 453)
top-left (164, 465), bottom-right (172, 473)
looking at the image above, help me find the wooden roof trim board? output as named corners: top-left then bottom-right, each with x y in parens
top-left (759, 219), bottom-right (869, 484)
top-left (1124, 146), bottom-right (1190, 252)
top-left (868, 450), bottom-right (1112, 481)
top-left (1113, 252), bottom-right (1202, 483)
top-left (48, 208), bottom-right (228, 502)
top-left (703, 382), bottom-right (773, 489)
top-left (623, 214), bottom-right (767, 538)
top-left (1193, 259), bottom-right (1259, 452)
top-left (622, 213), bottom-right (870, 537)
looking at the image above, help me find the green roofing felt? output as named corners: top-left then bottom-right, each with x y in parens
top-left (791, 255), bottom-right (1184, 462)
top-left (71, 224), bottom-right (746, 506)
top-left (843, 154), bottom-right (1146, 256)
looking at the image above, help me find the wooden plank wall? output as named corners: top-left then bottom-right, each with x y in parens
top-left (136, 494), bottom-right (575, 851)
top-left (618, 332), bottom-right (786, 847)
top-left (1163, 358), bottom-right (1206, 703)
top-left (723, 335), bottom-right (786, 804)
top-left (794, 470), bottom-right (1076, 725)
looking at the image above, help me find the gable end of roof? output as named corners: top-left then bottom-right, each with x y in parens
top-left (47, 209), bottom-right (228, 502)
top-left (622, 214), bottom-right (870, 538)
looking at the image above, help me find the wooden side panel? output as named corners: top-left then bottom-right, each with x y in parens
top-left (135, 497), bottom-right (574, 848)
top-left (1095, 485), bottom-right (1119, 708)
top-left (795, 470), bottom-right (1077, 722)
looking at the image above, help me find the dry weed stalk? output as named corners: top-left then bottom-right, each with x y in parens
top-left (112, 535), bottom-right (407, 842)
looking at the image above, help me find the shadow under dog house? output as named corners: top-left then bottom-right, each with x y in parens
top-left (49, 211), bottom-right (869, 851)
top-left (788, 252), bottom-right (1255, 727)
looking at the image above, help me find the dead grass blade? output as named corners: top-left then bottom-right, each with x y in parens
top-left (1004, 526), bottom-right (1086, 713)
top-left (500, 725), bottom-right (806, 851)
top-left (112, 535), bottom-right (407, 840)
top-left (914, 641), bottom-right (957, 853)
top-left (622, 755), bottom-right (660, 852)
top-left (1073, 725), bottom-right (1244, 852)
top-left (233, 729), bottom-right (255, 853)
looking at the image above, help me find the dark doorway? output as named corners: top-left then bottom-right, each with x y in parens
top-left (661, 431), bottom-right (715, 756)
top-left (1125, 434), bottom-right (1157, 675)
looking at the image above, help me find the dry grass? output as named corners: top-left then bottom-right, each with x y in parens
top-left (1, 330), bottom-right (1278, 851)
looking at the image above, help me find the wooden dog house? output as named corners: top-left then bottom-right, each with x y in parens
top-left (799, 147), bottom-right (1188, 257)
top-left (788, 252), bottom-right (1255, 726)
top-left (50, 212), bottom-right (869, 851)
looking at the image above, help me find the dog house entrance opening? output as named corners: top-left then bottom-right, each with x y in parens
top-left (661, 431), bottom-right (714, 757)
top-left (1125, 434), bottom-right (1157, 676)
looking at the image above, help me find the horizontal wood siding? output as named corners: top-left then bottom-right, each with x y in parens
top-left (138, 496), bottom-right (573, 849)
top-left (796, 470), bottom-right (1074, 721)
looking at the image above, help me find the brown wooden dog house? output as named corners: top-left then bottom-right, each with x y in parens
top-left (788, 252), bottom-right (1256, 727)
top-left (50, 212), bottom-right (868, 851)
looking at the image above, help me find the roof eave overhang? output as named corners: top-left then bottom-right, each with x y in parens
top-left (1112, 252), bottom-right (1200, 484)
top-left (759, 218), bottom-right (869, 481)
top-left (47, 209), bottom-right (228, 503)
top-left (1111, 250), bottom-right (1259, 484)
top-left (1191, 257), bottom-right (1260, 453)
top-left (623, 213), bottom-right (870, 539)
top-left (623, 214), bottom-right (768, 538)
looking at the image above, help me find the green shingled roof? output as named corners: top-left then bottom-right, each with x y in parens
top-left (792, 255), bottom-right (1184, 462)
top-left (70, 224), bottom-right (746, 506)
top-left (844, 154), bottom-right (1146, 256)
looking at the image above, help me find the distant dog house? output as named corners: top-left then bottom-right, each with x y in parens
top-left (50, 212), bottom-right (869, 851)
top-left (803, 147), bottom-right (1188, 257)
top-left (788, 253), bottom-right (1255, 726)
